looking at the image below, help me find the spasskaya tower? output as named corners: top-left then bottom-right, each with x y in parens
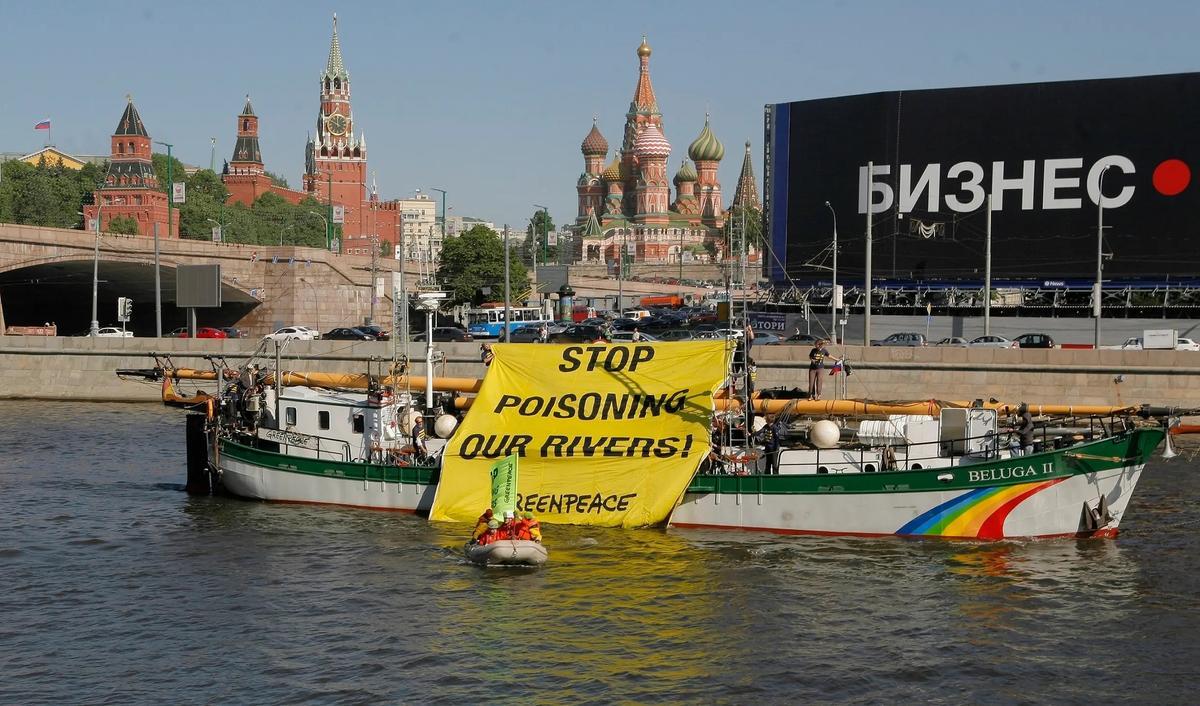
top-left (304, 13), bottom-right (370, 250)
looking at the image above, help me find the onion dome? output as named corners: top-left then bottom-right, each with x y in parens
top-left (601, 156), bottom-right (623, 181)
top-left (637, 35), bottom-right (652, 58)
top-left (581, 120), bottom-right (608, 156)
top-left (674, 159), bottom-right (697, 183)
top-left (687, 116), bottom-right (725, 162)
top-left (634, 123), bottom-right (671, 159)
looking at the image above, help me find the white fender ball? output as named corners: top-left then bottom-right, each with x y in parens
top-left (809, 419), bottom-right (841, 449)
top-left (434, 414), bottom-right (458, 438)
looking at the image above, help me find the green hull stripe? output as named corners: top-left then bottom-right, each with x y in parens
top-left (686, 428), bottom-right (1163, 496)
top-left (220, 438), bottom-right (439, 486)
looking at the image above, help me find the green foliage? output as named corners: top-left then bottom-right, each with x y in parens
top-left (265, 170), bottom-right (289, 189)
top-left (379, 239), bottom-right (393, 257)
top-left (438, 224), bottom-right (530, 306)
top-left (0, 157), bottom-right (339, 252)
top-left (524, 208), bottom-right (557, 263)
top-left (151, 152), bottom-right (187, 194)
top-left (726, 205), bottom-right (764, 255)
top-left (0, 158), bottom-right (106, 229)
top-left (107, 215), bottom-right (140, 235)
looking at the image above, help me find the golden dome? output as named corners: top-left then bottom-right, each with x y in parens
top-left (637, 35), bottom-right (651, 58)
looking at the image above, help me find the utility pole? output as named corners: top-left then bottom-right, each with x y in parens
top-left (153, 140), bottom-right (173, 338)
top-left (1095, 165), bottom-right (1111, 349)
top-left (984, 195), bottom-right (992, 336)
top-left (89, 199), bottom-right (104, 337)
top-left (209, 137), bottom-right (216, 172)
top-left (824, 201), bottom-right (838, 337)
top-left (863, 161), bottom-right (873, 346)
top-left (369, 235), bottom-right (379, 325)
top-left (504, 224), bottom-right (511, 338)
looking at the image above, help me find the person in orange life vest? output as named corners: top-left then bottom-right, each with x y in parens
top-left (522, 511), bottom-right (542, 542)
top-left (477, 518), bottom-right (502, 546)
top-left (499, 512), bottom-right (518, 540)
top-left (512, 514), bottom-right (533, 541)
top-left (471, 508), bottom-right (494, 544)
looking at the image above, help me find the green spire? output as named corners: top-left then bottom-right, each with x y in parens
top-left (325, 13), bottom-right (349, 80)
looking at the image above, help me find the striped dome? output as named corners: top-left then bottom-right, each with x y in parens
top-left (634, 123), bottom-right (671, 159)
top-left (674, 159), bottom-right (697, 183)
top-left (581, 122), bottom-right (608, 156)
top-left (687, 117), bottom-right (725, 162)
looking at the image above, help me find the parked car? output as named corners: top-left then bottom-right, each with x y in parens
top-left (411, 327), bottom-right (474, 342)
top-left (934, 336), bottom-right (969, 347)
top-left (658, 329), bottom-right (696, 341)
top-left (784, 333), bottom-right (821, 345)
top-left (324, 327), bottom-right (376, 341)
top-left (967, 335), bottom-right (1017, 348)
top-left (506, 326), bottom-right (544, 343)
top-left (175, 327), bottom-right (228, 339)
top-left (1012, 333), bottom-right (1055, 349)
top-left (94, 326), bottom-right (133, 338)
top-left (871, 332), bottom-right (927, 347)
top-left (549, 324), bottom-right (608, 343)
top-left (219, 327), bottom-right (243, 339)
top-left (263, 326), bottom-right (318, 341)
top-left (358, 325), bottom-right (389, 341)
top-left (609, 331), bottom-right (661, 342)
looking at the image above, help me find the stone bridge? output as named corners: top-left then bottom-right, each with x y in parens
top-left (0, 223), bottom-right (406, 336)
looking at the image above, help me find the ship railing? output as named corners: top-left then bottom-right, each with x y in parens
top-left (742, 414), bottom-right (1133, 476)
top-left (257, 426), bottom-right (354, 463)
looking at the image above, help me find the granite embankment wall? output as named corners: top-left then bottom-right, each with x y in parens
top-left (1, 336), bottom-right (1198, 408)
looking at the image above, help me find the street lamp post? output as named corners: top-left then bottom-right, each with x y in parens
top-left (1095, 165), bottom-right (1112, 349)
top-left (205, 217), bottom-right (229, 243)
top-left (863, 161), bottom-right (874, 346)
top-left (429, 187), bottom-right (447, 268)
top-left (307, 211), bottom-right (329, 248)
top-left (153, 140), bottom-right (173, 338)
top-left (824, 201), bottom-right (838, 337)
top-left (89, 200), bottom-right (104, 337)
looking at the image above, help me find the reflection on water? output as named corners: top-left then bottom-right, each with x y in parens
top-left (1, 401), bottom-right (1198, 703)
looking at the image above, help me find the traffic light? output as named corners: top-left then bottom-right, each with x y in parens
top-left (124, 298), bottom-right (133, 320)
top-left (117, 297), bottom-right (133, 321)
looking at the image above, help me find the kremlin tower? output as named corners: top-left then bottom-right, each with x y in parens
top-left (83, 98), bottom-right (178, 238)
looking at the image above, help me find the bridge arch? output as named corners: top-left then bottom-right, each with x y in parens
top-left (0, 256), bottom-right (259, 336)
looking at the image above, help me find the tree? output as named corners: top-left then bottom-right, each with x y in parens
top-left (107, 215), bottom-right (140, 235)
top-left (726, 205), bottom-right (764, 256)
top-left (152, 152), bottom-right (188, 195)
top-left (524, 209), bottom-right (557, 264)
top-left (378, 239), bottom-right (393, 258)
top-left (438, 224), bottom-right (530, 306)
top-left (265, 170), bottom-right (290, 189)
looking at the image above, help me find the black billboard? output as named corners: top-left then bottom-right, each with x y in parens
top-left (764, 72), bottom-right (1200, 285)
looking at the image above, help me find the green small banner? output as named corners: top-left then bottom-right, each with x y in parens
top-left (490, 454), bottom-right (518, 517)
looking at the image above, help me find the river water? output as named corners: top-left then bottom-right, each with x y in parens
top-left (2, 401), bottom-right (1198, 704)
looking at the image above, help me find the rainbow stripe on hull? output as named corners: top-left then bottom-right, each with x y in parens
top-left (895, 478), bottom-right (1067, 539)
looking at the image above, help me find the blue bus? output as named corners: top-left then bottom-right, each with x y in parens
top-left (466, 306), bottom-right (550, 338)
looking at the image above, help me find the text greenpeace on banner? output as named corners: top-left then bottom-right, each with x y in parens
top-left (430, 341), bottom-right (729, 528)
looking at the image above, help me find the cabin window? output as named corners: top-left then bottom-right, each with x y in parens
top-left (318, 411), bottom-right (330, 430)
top-left (285, 407), bottom-right (297, 426)
top-left (352, 414), bottom-right (364, 434)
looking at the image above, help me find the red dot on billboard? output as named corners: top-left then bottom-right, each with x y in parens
top-left (1153, 159), bottom-right (1190, 196)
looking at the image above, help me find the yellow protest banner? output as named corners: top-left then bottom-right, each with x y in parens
top-left (430, 341), bottom-right (730, 527)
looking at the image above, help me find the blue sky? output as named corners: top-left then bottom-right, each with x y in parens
top-left (2, 1), bottom-right (1197, 230)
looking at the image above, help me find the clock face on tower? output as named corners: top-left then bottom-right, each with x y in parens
top-left (327, 113), bottom-right (347, 136)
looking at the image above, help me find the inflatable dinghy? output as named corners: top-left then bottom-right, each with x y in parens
top-left (464, 540), bottom-right (548, 567)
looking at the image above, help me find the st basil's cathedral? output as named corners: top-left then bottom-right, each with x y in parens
top-left (573, 37), bottom-right (761, 266)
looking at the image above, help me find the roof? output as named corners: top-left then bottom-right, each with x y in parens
top-left (731, 140), bottom-right (761, 210)
top-left (240, 95), bottom-right (255, 117)
top-left (113, 98), bottom-right (149, 137)
top-left (324, 13), bottom-right (349, 80)
top-left (581, 120), bottom-right (608, 156)
top-left (687, 116), bottom-right (724, 162)
top-left (630, 36), bottom-right (659, 115)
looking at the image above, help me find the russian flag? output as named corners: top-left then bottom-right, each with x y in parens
top-left (34, 119), bottom-right (50, 130)
top-left (828, 358), bottom-right (844, 376)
